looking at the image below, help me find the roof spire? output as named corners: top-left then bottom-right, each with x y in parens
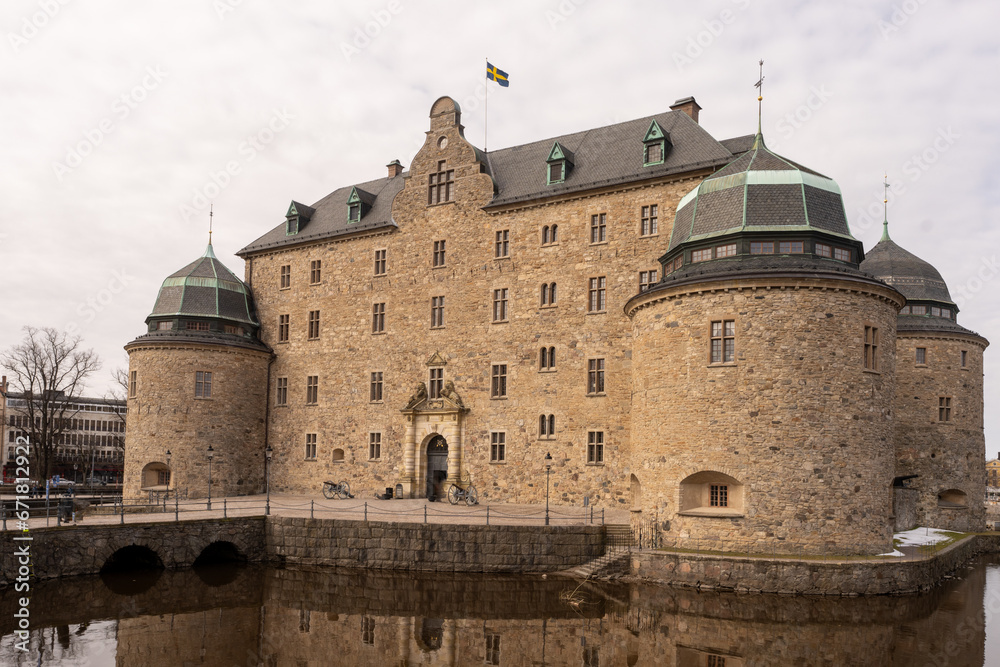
top-left (204, 204), bottom-right (217, 259)
top-left (753, 59), bottom-right (765, 144)
top-left (881, 173), bottom-right (891, 241)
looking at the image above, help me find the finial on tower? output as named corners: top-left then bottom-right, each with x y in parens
top-left (209, 203), bottom-right (214, 246)
top-left (881, 173), bottom-right (891, 241)
top-left (754, 59), bottom-right (765, 135)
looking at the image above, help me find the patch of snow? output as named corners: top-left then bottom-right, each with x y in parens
top-left (893, 527), bottom-right (957, 547)
top-left (879, 550), bottom-right (905, 557)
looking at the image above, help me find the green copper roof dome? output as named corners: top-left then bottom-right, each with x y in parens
top-left (146, 243), bottom-right (258, 326)
top-left (667, 135), bottom-right (855, 251)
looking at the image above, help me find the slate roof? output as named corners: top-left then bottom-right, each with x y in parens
top-left (239, 175), bottom-right (405, 255)
top-left (896, 316), bottom-right (984, 339)
top-left (484, 110), bottom-right (734, 208)
top-left (719, 134), bottom-right (756, 155)
top-left (238, 108), bottom-right (737, 255)
top-left (148, 244), bottom-right (258, 326)
top-left (860, 233), bottom-right (954, 304)
top-left (667, 134), bottom-right (851, 252)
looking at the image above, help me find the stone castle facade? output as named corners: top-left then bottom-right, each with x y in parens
top-left (124, 94), bottom-right (988, 555)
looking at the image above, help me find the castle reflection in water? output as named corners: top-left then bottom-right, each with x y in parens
top-left (1, 558), bottom-right (994, 666)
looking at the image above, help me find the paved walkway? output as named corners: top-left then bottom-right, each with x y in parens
top-left (0, 493), bottom-right (630, 530)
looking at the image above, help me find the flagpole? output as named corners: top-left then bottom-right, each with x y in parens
top-left (484, 57), bottom-right (489, 152)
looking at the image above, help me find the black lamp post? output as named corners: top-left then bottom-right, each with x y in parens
top-left (165, 449), bottom-right (172, 495)
top-left (264, 445), bottom-right (273, 516)
top-left (544, 452), bottom-right (553, 526)
top-left (206, 445), bottom-right (214, 510)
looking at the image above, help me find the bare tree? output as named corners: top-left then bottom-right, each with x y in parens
top-left (1, 327), bottom-right (101, 481)
top-left (95, 366), bottom-right (130, 481)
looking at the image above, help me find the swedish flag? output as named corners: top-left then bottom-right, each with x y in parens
top-left (486, 62), bottom-right (510, 87)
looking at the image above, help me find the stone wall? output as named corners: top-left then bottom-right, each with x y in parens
top-left (124, 342), bottom-right (270, 500)
top-left (245, 96), bottom-right (713, 508)
top-left (893, 486), bottom-right (918, 531)
top-left (626, 276), bottom-right (903, 555)
top-left (893, 331), bottom-right (988, 531)
top-left (629, 533), bottom-right (1000, 596)
top-left (266, 516), bottom-right (604, 572)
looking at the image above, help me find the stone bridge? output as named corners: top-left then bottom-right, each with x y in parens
top-left (0, 517), bottom-right (265, 587)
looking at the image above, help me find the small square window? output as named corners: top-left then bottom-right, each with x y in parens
top-left (639, 270), bottom-right (658, 292)
top-left (834, 247), bottom-right (851, 262)
top-left (815, 243), bottom-right (832, 258)
top-left (710, 484), bottom-right (729, 507)
top-left (716, 243), bottom-right (737, 258)
top-left (778, 241), bottom-right (804, 254)
top-left (692, 248), bottom-right (712, 262)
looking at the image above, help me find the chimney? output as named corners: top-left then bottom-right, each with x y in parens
top-left (387, 159), bottom-right (403, 178)
top-left (670, 96), bottom-right (702, 124)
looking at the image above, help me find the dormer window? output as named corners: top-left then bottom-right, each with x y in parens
top-left (347, 186), bottom-right (373, 223)
top-left (285, 200), bottom-right (315, 236)
top-left (546, 142), bottom-right (573, 186)
top-left (642, 119), bottom-right (670, 167)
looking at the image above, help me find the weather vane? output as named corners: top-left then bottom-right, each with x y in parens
top-left (209, 202), bottom-right (214, 245)
top-left (882, 173), bottom-right (891, 240)
top-left (755, 59), bottom-right (765, 132)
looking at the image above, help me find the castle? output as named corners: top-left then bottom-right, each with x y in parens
top-left (123, 95), bottom-right (988, 555)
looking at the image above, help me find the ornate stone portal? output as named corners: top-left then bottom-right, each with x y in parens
top-left (398, 380), bottom-right (468, 499)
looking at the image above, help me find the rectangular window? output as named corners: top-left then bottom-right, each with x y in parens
top-left (194, 371), bottom-right (212, 398)
top-left (372, 303), bottom-right (385, 333)
top-left (276, 377), bottom-right (288, 406)
top-left (834, 247), bottom-right (852, 262)
top-left (645, 142), bottom-right (662, 164)
top-left (369, 432), bottom-right (381, 460)
top-left (911, 305), bottom-right (927, 315)
top-left (428, 161), bottom-right (454, 204)
top-left (129, 371), bottom-right (137, 397)
top-left (815, 243), bottom-right (832, 258)
top-left (588, 358), bottom-right (605, 395)
top-left (588, 276), bottom-right (606, 312)
top-left (433, 240), bottom-right (446, 267)
top-left (308, 310), bottom-right (320, 339)
top-left (587, 431), bottom-right (604, 464)
top-left (751, 241), bottom-right (775, 255)
top-left (864, 325), bottom-right (879, 371)
top-left (280, 264), bottom-right (291, 289)
top-left (779, 241), bottom-right (804, 254)
top-left (710, 320), bottom-right (736, 363)
top-left (186, 321), bottom-right (210, 331)
top-left (310, 260), bottom-right (321, 284)
top-left (370, 372), bottom-right (383, 402)
top-left (939, 396), bottom-right (952, 422)
top-left (495, 230), bottom-right (510, 258)
top-left (692, 248), bottom-right (712, 262)
top-left (490, 432), bottom-right (506, 463)
top-left (590, 213), bottom-right (607, 244)
top-left (278, 314), bottom-right (290, 342)
top-left (485, 633), bottom-right (501, 665)
top-left (157, 321), bottom-right (173, 330)
top-left (931, 307), bottom-right (942, 317)
top-left (348, 203), bottom-right (360, 222)
top-left (492, 288), bottom-right (509, 322)
top-left (373, 249), bottom-right (386, 276)
top-left (431, 296), bottom-right (445, 328)
top-left (641, 205), bottom-right (658, 236)
top-left (916, 347), bottom-right (927, 365)
top-left (306, 376), bottom-right (318, 404)
top-left (491, 364), bottom-right (507, 398)
top-left (549, 162), bottom-right (563, 183)
top-left (716, 244), bottom-right (737, 258)
top-left (639, 270), bottom-right (658, 292)
top-left (710, 484), bottom-right (729, 507)
top-left (223, 325), bottom-right (242, 335)
top-left (429, 368), bottom-right (443, 399)
top-left (962, 350), bottom-right (968, 368)
top-left (305, 434), bottom-right (317, 460)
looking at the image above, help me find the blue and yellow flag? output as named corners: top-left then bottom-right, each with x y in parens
top-left (486, 62), bottom-right (509, 87)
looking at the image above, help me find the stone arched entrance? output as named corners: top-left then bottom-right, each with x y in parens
top-left (140, 461), bottom-right (170, 491)
top-left (426, 436), bottom-right (449, 500)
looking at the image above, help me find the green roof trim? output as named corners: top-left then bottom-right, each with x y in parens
top-left (642, 119), bottom-right (666, 143)
top-left (546, 142), bottom-right (568, 162)
top-left (286, 202), bottom-right (299, 217)
top-left (347, 187), bottom-right (362, 205)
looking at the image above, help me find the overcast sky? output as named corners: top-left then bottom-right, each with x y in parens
top-left (1, 0), bottom-right (997, 454)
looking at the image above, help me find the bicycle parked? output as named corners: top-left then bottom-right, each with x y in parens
top-left (321, 480), bottom-right (353, 499)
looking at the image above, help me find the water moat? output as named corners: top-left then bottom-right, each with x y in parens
top-left (1, 555), bottom-right (999, 666)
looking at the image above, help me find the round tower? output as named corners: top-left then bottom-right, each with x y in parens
top-left (861, 223), bottom-right (989, 531)
top-left (626, 135), bottom-right (904, 556)
top-left (123, 242), bottom-right (272, 501)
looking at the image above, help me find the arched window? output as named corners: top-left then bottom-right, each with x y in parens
top-left (542, 226), bottom-right (551, 245)
top-left (679, 471), bottom-right (744, 515)
top-left (630, 474), bottom-right (641, 511)
top-left (540, 282), bottom-right (557, 307)
top-left (938, 489), bottom-right (968, 508)
top-left (539, 414), bottom-right (555, 438)
top-left (539, 346), bottom-right (556, 371)
top-left (550, 224), bottom-right (558, 243)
